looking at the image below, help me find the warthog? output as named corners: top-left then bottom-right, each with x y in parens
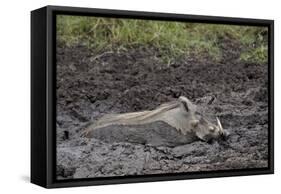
top-left (82, 96), bottom-right (228, 146)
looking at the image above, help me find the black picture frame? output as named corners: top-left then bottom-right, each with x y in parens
top-left (31, 5), bottom-right (274, 188)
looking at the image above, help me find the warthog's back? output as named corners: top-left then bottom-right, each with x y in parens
top-left (85, 121), bottom-right (198, 147)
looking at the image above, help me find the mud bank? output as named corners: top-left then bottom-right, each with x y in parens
top-left (56, 44), bottom-right (268, 179)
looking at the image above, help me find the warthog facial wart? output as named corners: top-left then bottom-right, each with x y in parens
top-left (83, 96), bottom-right (228, 144)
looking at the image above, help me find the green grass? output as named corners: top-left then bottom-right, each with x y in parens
top-left (57, 15), bottom-right (268, 64)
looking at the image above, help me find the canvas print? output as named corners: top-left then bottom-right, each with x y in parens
top-left (56, 15), bottom-right (269, 180)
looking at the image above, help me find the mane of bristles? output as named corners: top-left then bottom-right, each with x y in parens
top-left (83, 100), bottom-right (180, 136)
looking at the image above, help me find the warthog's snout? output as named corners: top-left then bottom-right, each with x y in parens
top-left (204, 130), bottom-right (229, 143)
top-left (197, 117), bottom-right (229, 143)
top-left (220, 130), bottom-right (230, 141)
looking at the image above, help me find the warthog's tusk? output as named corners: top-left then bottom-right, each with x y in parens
top-left (216, 117), bottom-right (223, 132)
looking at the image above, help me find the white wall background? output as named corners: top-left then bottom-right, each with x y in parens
top-left (0, 0), bottom-right (279, 193)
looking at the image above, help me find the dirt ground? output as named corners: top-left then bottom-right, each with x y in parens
top-left (56, 42), bottom-right (268, 179)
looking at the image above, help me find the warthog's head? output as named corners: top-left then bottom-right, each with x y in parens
top-left (178, 96), bottom-right (228, 142)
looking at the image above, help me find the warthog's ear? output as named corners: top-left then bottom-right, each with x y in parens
top-left (179, 96), bottom-right (189, 112)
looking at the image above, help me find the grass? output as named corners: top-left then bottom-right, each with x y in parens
top-left (57, 15), bottom-right (268, 64)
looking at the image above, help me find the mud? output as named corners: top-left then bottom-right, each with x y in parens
top-left (56, 44), bottom-right (268, 179)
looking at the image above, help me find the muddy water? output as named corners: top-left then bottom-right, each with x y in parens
top-left (56, 45), bottom-right (268, 179)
